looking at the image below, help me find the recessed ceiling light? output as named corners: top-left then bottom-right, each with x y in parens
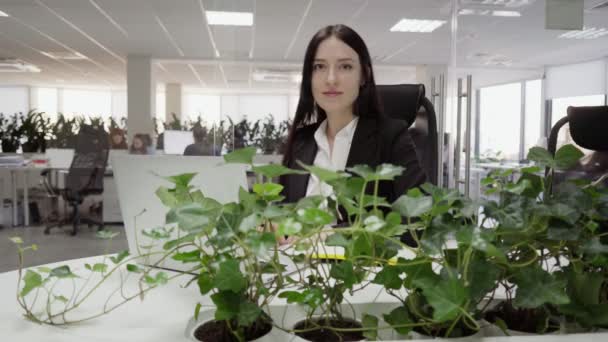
top-left (206, 11), bottom-right (253, 26)
top-left (390, 19), bottom-right (446, 33)
top-left (558, 27), bottom-right (608, 39)
top-left (41, 51), bottom-right (88, 60)
top-left (0, 59), bottom-right (40, 73)
top-left (0, 10), bottom-right (9, 17)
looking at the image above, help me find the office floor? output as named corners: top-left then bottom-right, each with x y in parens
top-left (0, 224), bottom-right (128, 273)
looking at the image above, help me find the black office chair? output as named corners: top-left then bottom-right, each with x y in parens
top-left (44, 125), bottom-right (109, 236)
top-left (377, 84), bottom-right (439, 185)
top-left (547, 105), bottom-right (608, 191)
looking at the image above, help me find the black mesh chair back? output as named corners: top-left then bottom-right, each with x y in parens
top-left (377, 84), bottom-right (439, 185)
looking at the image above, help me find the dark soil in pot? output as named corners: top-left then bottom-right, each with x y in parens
top-left (413, 322), bottom-right (479, 338)
top-left (193, 317), bottom-right (272, 342)
top-left (293, 317), bottom-right (364, 342)
top-left (484, 301), bottom-right (559, 334)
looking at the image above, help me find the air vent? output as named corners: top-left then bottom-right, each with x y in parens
top-left (252, 67), bottom-right (301, 83)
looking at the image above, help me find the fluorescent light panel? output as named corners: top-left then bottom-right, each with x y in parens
top-left (459, 9), bottom-right (521, 17)
top-left (559, 27), bottom-right (608, 40)
top-left (41, 51), bottom-right (88, 60)
top-left (390, 19), bottom-right (446, 33)
top-left (206, 11), bottom-right (253, 26)
top-left (0, 9), bottom-right (9, 17)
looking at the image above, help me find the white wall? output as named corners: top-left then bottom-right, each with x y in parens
top-left (545, 59), bottom-right (607, 99)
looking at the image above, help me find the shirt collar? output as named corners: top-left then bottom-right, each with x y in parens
top-left (313, 116), bottom-right (359, 148)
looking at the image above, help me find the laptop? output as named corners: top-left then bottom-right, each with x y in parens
top-left (111, 154), bottom-right (248, 272)
top-left (163, 130), bottom-right (194, 155)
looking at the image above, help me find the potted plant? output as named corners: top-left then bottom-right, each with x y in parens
top-left (254, 115), bottom-right (288, 155)
top-left (48, 113), bottom-right (78, 149)
top-left (1, 112), bottom-right (23, 153)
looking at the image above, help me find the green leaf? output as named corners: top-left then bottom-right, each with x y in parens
top-left (248, 232), bottom-right (276, 258)
top-left (172, 199), bottom-right (222, 232)
top-left (252, 164), bottom-right (307, 178)
top-left (467, 256), bottom-right (501, 302)
top-left (50, 265), bottom-right (76, 278)
top-left (277, 217), bottom-right (302, 236)
top-left (372, 266), bottom-right (402, 290)
top-left (9, 236), bottom-right (23, 244)
top-left (513, 266), bottom-right (569, 308)
top-left (37, 267), bottom-right (52, 273)
top-left (330, 261), bottom-right (358, 289)
top-left (142, 227), bottom-right (173, 240)
top-left (172, 250), bottom-right (201, 263)
top-left (96, 230), bottom-right (119, 239)
top-left (363, 215), bottom-right (385, 232)
top-left (198, 273), bottom-right (214, 295)
top-left (582, 237), bottom-right (608, 256)
top-left (325, 233), bottom-right (349, 248)
top-left (110, 250), bottom-right (129, 264)
top-left (163, 232), bottom-right (198, 250)
top-left (92, 263), bottom-right (108, 273)
top-left (20, 270), bottom-right (43, 297)
top-left (296, 207), bottom-right (334, 226)
top-left (403, 259), bottom-right (438, 289)
top-left (223, 147), bottom-right (256, 164)
top-left (422, 278), bottom-right (467, 322)
top-left (211, 291), bottom-right (240, 321)
top-left (278, 290), bottom-right (303, 303)
top-left (362, 314), bottom-right (379, 340)
top-left (392, 195), bottom-right (433, 217)
top-left (253, 183), bottom-right (283, 198)
top-left (126, 264), bottom-right (142, 273)
top-left (214, 259), bottom-right (247, 292)
top-left (238, 213), bottom-right (261, 233)
top-left (155, 186), bottom-right (178, 208)
top-left (144, 272), bottom-right (168, 286)
top-left (237, 301), bottom-right (262, 327)
top-left (54, 295), bottom-right (68, 303)
top-left (166, 172), bottom-right (197, 188)
top-left (194, 303), bottom-right (202, 321)
top-left (527, 147), bottom-right (555, 168)
top-left (554, 144), bottom-right (584, 170)
top-left (297, 162), bottom-right (349, 183)
top-left (455, 227), bottom-right (506, 263)
top-left (383, 306), bottom-right (412, 335)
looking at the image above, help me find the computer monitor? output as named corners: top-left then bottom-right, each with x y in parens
top-left (111, 154), bottom-right (248, 271)
top-left (163, 130), bottom-right (194, 155)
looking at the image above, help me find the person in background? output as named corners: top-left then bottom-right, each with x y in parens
top-left (278, 24), bottom-right (426, 245)
top-left (183, 124), bottom-right (217, 156)
top-left (109, 128), bottom-right (128, 149)
top-left (129, 133), bottom-right (152, 155)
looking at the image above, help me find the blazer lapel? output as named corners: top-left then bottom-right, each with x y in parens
top-left (346, 116), bottom-right (379, 169)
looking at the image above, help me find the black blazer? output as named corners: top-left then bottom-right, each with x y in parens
top-left (280, 115), bottom-right (427, 206)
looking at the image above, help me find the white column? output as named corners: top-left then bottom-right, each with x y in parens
top-left (165, 83), bottom-right (182, 124)
top-left (127, 55), bottom-right (156, 142)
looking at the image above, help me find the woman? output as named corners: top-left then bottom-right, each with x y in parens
top-left (129, 133), bottom-right (152, 155)
top-left (109, 128), bottom-right (128, 149)
top-left (279, 24), bottom-right (426, 237)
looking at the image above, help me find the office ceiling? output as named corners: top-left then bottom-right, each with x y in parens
top-left (0, 0), bottom-right (607, 89)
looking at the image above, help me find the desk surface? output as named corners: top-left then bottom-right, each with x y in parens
top-left (1, 255), bottom-right (607, 342)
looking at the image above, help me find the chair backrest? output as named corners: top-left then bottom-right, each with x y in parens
top-left (377, 84), bottom-right (438, 185)
top-left (65, 125), bottom-right (109, 196)
top-left (547, 105), bottom-right (608, 189)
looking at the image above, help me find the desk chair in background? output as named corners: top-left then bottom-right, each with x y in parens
top-left (43, 125), bottom-right (109, 236)
top-left (547, 105), bottom-right (608, 192)
top-left (377, 84), bottom-right (439, 185)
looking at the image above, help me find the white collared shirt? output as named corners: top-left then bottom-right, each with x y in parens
top-left (305, 117), bottom-right (359, 198)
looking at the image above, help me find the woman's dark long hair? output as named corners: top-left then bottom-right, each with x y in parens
top-left (282, 24), bottom-right (382, 165)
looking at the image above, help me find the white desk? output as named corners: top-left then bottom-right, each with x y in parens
top-left (1, 255), bottom-right (607, 341)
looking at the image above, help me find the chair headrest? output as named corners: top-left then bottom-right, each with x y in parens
top-left (567, 106), bottom-right (608, 151)
top-left (377, 84), bottom-right (426, 126)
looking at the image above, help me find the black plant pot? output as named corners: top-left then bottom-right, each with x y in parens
top-left (1, 139), bottom-right (19, 153)
top-left (21, 141), bottom-right (40, 153)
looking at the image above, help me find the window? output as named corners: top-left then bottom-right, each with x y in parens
top-left (34, 87), bottom-right (58, 121)
top-left (62, 89), bottom-right (112, 120)
top-left (0, 86), bottom-right (28, 115)
top-left (524, 80), bottom-right (542, 155)
top-left (183, 94), bottom-right (221, 126)
top-left (478, 82), bottom-right (522, 160)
